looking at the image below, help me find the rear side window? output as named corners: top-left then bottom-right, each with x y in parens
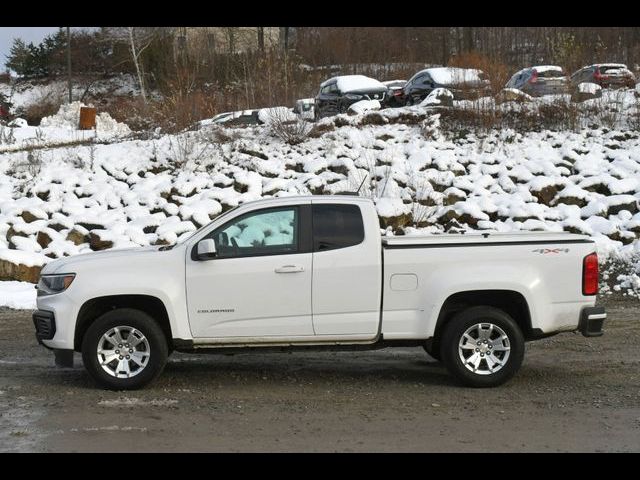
top-left (312, 204), bottom-right (365, 252)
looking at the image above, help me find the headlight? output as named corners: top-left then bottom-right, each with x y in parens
top-left (344, 93), bottom-right (363, 100)
top-left (37, 274), bottom-right (76, 296)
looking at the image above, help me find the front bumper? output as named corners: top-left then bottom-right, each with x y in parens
top-left (578, 306), bottom-right (606, 337)
top-left (33, 309), bottom-right (75, 367)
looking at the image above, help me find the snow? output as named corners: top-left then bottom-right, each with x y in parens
top-left (2, 88), bottom-right (640, 303)
top-left (323, 75), bottom-right (385, 93)
top-left (40, 101), bottom-right (131, 138)
top-left (0, 281), bottom-right (37, 309)
top-left (533, 65), bottom-right (564, 73)
top-left (424, 67), bottom-right (485, 86)
top-left (578, 82), bottom-right (602, 95)
top-left (420, 88), bottom-right (454, 106)
top-left (348, 100), bottom-right (381, 114)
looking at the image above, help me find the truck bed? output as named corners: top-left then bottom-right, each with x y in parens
top-left (382, 231), bottom-right (592, 248)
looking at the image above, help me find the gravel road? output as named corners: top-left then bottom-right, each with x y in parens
top-left (1, 298), bottom-right (639, 452)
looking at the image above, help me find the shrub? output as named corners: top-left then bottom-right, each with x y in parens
top-left (267, 109), bottom-right (312, 145)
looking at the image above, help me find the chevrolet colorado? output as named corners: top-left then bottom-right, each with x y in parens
top-left (33, 195), bottom-right (606, 389)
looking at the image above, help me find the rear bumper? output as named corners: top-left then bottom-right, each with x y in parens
top-left (578, 306), bottom-right (606, 337)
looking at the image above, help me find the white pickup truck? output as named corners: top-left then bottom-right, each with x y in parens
top-left (33, 195), bottom-right (606, 390)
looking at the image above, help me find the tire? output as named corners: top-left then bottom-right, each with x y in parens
top-left (440, 306), bottom-right (524, 388)
top-left (81, 308), bottom-right (168, 390)
top-left (405, 96), bottom-right (413, 106)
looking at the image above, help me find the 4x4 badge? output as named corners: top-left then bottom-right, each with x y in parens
top-left (532, 248), bottom-right (570, 254)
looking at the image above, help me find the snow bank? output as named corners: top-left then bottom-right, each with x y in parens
top-left (578, 83), bottom-right (602, 95)
top-left (348, 100), bottom-right (381, 114)
top-left (0, 281), bottom-right (37, 309)
top-left (39, 101), bottom-right (131, 137)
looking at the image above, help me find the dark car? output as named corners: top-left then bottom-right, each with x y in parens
top-left (314, 75), bottom-right (387, 120)
top-left (570, 64), bottom-right (636, 89)
top-left (505, 65), bottom-right (569, 97)
top-left (403, 67), bottom-right (491, 105)
top-left (381, 79), bottom-right (407, 107)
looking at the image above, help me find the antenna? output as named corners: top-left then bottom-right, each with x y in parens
top-left (356, 173), bottom-right (368, 196)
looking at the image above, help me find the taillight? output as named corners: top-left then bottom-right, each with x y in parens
top-left (529, 70), bottom-right (538, 83)
top-left (582, 252), bottom-right (599, 296)
top-left (593, 69), bottom-right (607, 81)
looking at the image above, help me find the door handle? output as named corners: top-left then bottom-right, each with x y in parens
top-left (275, 265), bottom-right (304, 274)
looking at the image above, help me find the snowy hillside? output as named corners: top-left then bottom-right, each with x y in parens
top-left (1, 101), bottom-right (640, 307)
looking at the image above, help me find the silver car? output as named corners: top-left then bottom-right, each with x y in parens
top-left (505, 66), bottom-right (570, 97)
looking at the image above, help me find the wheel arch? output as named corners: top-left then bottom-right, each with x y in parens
top-left (431, 290), bottom-right (533, 348)
top-left (74, 295), bottom-right (173, 351)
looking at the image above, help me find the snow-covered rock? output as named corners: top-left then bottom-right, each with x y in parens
top-left (420, 88), bottom-right (454, 107)
top-left (573, 82), bottom-right (602, 102)
top-left (348, 100), bottom-right (381, 115)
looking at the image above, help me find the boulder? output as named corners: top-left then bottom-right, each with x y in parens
top-left (378, 213), bottom-right (413, 231)
top-left (6, 225), bottom-right (27, 243)
top-left (66, 228), bottom-right (89, 245)
top-left (420, 88), bottom-right (454, 107)
top-left (21, 210), bottom-right (46, 223)
top-left (496, 88), bottom-right (532, 104)
top-left (0, 259), bottom-right (41, 283)
top-left (530, 184), bottom-right (560, 206)
top-left (36, 231), bottom-right (53, 249)
top-left (89, 231), bottom-right (114, 251)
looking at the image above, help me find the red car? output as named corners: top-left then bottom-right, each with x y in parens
top-left (570, 64), bottom-right (636, 89)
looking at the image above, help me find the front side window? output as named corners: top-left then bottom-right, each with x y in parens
top-left (312, 204), bottom-right (364, 252)
top-left (210, 207), bottom-right (299, 258)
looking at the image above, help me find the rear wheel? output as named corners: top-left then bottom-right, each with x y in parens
top-left (440, 306), bottom-right (524, 388)
top-left (81, 308), bottom-right (168, 390)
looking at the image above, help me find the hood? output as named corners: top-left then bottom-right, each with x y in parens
top-left (41, 246), bottom-right (168, 275)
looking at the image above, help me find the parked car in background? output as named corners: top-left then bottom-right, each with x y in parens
top-left (403, 67), bottom-right (491, 104)
top-left (570, 64), bottom-right (636, 89)
top-left (314, 75), bottom-right (387, 120)
top-left (505, 66), bottom-right (570, 96)
top-left (293, 98), bottom-right (315, 121)
top-left (381, 80), bottom-right (407, 107)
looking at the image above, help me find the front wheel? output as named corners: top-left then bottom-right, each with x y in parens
top-left (440, 306), bottom-right (524, 388)
top-left (81, 308), bottom-right (168, 390)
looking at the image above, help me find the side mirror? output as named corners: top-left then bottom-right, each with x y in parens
top-left (196, 239), bottom-right (217, 260)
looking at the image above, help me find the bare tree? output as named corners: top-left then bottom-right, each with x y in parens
top-left (127, 27), bottom-right (156, 103)
top-left (103, 27), bottom-right (172, 104)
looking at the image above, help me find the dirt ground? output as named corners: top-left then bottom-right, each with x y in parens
top-left (1, 298), bottom-right (639, 452)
